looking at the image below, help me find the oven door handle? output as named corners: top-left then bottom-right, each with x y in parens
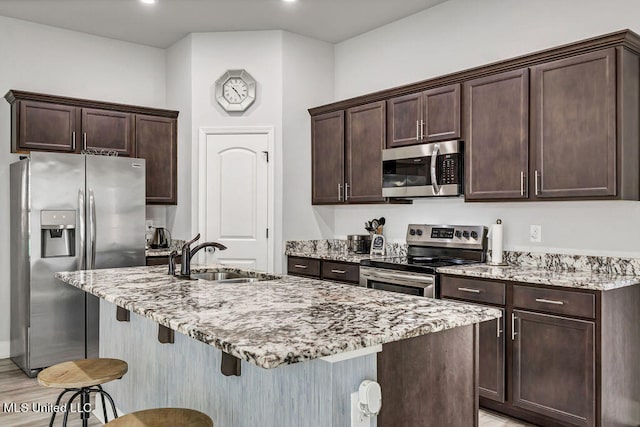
top-left (430, 143), bottom-right (441, 195)
top-left (361, 268), bottom-right (435, 289)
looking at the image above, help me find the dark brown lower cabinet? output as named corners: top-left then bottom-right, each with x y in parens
top-left (512, 310), bottom-right (595, 426)
top-left (286, 256), bottom-right (360, 285)
top-left (441, 274), bottom-right (640, 427)
top-left (479, 308), bottom-right (505, 403)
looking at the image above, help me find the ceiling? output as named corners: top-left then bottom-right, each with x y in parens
top-left (0, 0), bottom-right (448, 48)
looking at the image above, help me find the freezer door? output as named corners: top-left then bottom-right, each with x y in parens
top-left (85, 156), bottom-right (146, 357)
top-left (28, 152), bottom-right (87, 371)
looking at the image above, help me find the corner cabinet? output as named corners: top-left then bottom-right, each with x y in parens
top-left (5, 90), bottom-right (179, 205)
top-left (386, 83), bottom-right (461, 148)
top-left (311, 101), bottom-right (386, 205)
top-left (465, 47), bottom-right (640, 202)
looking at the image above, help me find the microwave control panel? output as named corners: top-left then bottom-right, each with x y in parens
top-left (439, 153), bottom-right (461, 185)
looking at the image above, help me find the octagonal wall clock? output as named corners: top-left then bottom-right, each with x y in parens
top-left (215, 69), bottom-right (257, 112)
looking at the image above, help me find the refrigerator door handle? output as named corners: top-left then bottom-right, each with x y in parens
top-left (78, 189), bottom-right (86, 270)
top-left (89, 189), bottom-right (97, 269)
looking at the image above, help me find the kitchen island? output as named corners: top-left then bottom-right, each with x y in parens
top-left (56, 265), bottom-right (500, 427)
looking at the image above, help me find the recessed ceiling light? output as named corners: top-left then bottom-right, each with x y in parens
top-left (140, 0), bottom-right (157, 4)
top-left (282, 0), bottom-right (297, 3)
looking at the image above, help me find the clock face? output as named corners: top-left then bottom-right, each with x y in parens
top-left (215, 69), bottom-right (256, 112)
top-left (223, 78), bottom-right (249, 104)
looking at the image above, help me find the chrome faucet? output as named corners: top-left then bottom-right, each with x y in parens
top-left (178, 233), bottom-right (228, 277)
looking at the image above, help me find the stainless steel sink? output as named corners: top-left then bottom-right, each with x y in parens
top-left (191, 271), bottom-right (246, 281)
top-left (190, 269), bottom-right (271, 283)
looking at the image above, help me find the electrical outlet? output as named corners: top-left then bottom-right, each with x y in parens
top-left (145, 220), bottom-right (154, 231)
top-left (530, 225), bottom-right (542, 242)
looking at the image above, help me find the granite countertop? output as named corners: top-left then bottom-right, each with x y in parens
top-left (285, 249), bottom-right (371, 263)
top-left (55, 265), bottom-right (500, 370)
top-left (437, 264), bottom-right (640, 291)
top-left (145, 248), bottom-right (174, 257)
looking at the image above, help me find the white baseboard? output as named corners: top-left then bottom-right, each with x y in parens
top-left (0, 340), bottom-right (9, 359)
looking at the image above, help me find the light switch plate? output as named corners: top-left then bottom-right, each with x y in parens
top-left (530, 225), bottom-right (542, 242)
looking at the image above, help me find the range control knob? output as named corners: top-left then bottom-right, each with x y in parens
top-left (409, 229), bottom-right (416, 236)
top-left (470, 231), bottom-right (478, 239)
top-left (416, 229), bottom-right (423, 236)
top-left (462, 231), bottom-right (470, 239)
top-left (455, 230), bottom-right (462, 238)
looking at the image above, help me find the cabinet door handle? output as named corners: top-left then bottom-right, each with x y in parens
top-left (420, 119), bottom-right (425, 140)
top-left (534, 170), bottom-right (540, 196)
top-left (331, 269), bottom-right (346, 274)
top-left (520, 171), bottom-right (525, 196)
top-left (337, 183), bottom-right (342, 201)
top-left (294, 264), bottom-right (308, 269)
top-left (497, 318), bottom-right (502, 338)
top-left (511, 313), bottom-right (517, 341)
top-left (72, 131), bottom-right (76, 151)
top-left (83, 132), bottom-right (87, 151)
top-left (345, 183), bottom-right (350, 201)
top-left (458, 287), bottom-right (480, 293)
top-left (416, 120), bottom-right (420, 141)
top-left (535, 298), bottom-right (564, 305)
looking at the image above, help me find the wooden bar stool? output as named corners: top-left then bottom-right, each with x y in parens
top-left (104, 408), bottom-right (213, 427)
top-left (37, 358), bottom-right (128, 427)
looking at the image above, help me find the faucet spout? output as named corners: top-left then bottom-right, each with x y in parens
top-left (178, 234), bottom-right (227, 277)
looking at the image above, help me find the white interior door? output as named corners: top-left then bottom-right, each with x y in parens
top-left (203, 132), bottom-right (269, 271)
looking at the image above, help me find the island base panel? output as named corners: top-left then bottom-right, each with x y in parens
top-left (98, 300), bottom-right (377, 427)
top-left (377, 324), bottom-right (479, 427)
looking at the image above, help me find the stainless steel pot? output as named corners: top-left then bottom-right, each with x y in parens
top-left (347, 234), bottom-right (372, 254)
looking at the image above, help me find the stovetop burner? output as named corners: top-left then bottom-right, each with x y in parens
top-left (361, 255), bottom-right (482, 274)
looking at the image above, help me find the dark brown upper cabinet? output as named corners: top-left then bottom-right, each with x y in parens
top-left (466, 48), bottom-right (639, 202)
top-left (345, 101), bottom-right (386, 203)
top-left (311, 111), bottom-right (344, 204)
top-left (386, 83), bottom-right (461, 148)
top-left (6, 90), bottom-right (179, 205)
top-left (82, 108), bottom-right (134, 157)
top-left (312, 103), bottom-right (387, 205)
top-left (464, 69), bottom-right (529, 200)
top-left (135, 115), bottom-right (177, 205)
top-left (530, 49), bottom-right (617, 199)
top-left (14, 100), bottom-right (78, 153)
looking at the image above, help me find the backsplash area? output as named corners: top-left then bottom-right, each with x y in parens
top-left (285, 240), bottom-right (407, 257)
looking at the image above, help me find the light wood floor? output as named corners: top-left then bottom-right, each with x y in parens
top-left (0, 358), bottom-right (534, 426)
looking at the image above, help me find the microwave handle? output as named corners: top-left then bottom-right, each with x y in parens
top-left (430, 143), bottom-right (441, 195)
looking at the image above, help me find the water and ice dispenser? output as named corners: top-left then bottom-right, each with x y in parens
top-left (41, 210), bottom-right (76, 258)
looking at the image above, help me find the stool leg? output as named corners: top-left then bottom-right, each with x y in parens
top-left (96, 385), bottom-right (108, 422)
top-left (97, 386), bottom-right (119, 419)
top-left (49, 389), bottom-right (71, 427)
top-left (80, 388), bottom-right (90, 427)
top-left (62, 390), bottom-right (82, 427)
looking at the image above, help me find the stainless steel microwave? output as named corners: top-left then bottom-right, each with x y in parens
top-left (382, 140), bottom-right (463, 198)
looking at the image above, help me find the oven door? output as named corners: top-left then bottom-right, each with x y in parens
top-left (359, 267), bottom-right (436, 298)
top-left (382, 140), bottom-right (462, 198)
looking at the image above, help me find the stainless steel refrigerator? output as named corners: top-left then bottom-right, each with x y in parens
top-left (10, 152), bottom-right (146, 377)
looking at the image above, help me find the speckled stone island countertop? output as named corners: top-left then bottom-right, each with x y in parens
top-left (55, 265), bottom-right (500, 369)
top-left (437, 251), bottom-right (640, 291)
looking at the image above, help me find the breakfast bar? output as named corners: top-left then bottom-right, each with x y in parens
top-left (55, 265), bottom-right (500, 427)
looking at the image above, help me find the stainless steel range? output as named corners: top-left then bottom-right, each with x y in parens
top-left (360, 224), bottom-right (488, 298)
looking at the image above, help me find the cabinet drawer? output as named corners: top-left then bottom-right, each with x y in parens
top-left (287, 257), bottom-right (321, 277)
top-left (441, 276), bottom-right (505, 305)
top-left (513, 285), bottom-right (595, 319)
top-left (321, 261), bottom-right (360, 283)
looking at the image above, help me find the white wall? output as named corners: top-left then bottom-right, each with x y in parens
top-left (282, 32), bottom-right (335, 244)
top-left (0, 16), bottom-right (166, 358)
top-left (165, 34), bottom-right (193, 240)
top-left (331, 0), bottom-right (640, 257)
